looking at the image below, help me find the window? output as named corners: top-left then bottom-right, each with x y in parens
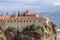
top-left (20, 20), bottom-right (22, 22)
top-left (27, 20), bottom-right (28, 22)
top-left (30, 20), bottom-right (31, 22)
top-left (17, 20), bottom-right (19, 23)
top-left (2, 23), bottom-right (3, 25)
top-left (14, 20), bottom-right (16, 22)
top-left (39, 20), bottom-right (41, 22)
top-left (33, 20), bottom-right (35, 22)
top-left (8, 20), bottom-right (9, 22)
top-left (11, 20), bottom-right (12, 23)
top-left (0, 27), bottom-right (1, 29)
top-left (24, 20), bottom-right (25, 22)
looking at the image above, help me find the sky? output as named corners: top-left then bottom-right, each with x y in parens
top-left (0, 0), bottom-right (60, 14)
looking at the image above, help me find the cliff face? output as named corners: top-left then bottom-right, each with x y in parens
top-left (0, 30), bottom-right (7, 40)
top-left (0, 22), bottom-right (56, 40)
top-left (15, 22), bottom-right (56, 40)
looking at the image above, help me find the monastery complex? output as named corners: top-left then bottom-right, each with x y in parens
top-left (0, 10), bottom-right (49, 30)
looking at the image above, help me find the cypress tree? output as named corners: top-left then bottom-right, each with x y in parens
top-left (23, 12), bottom-right (26, 16)
top-left (18, 11), bottom-right (20, 17)
top-left (6, 13), bottom-right (8, 15)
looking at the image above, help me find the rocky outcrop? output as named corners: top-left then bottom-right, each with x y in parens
top-left (0, 30), bottom-right (7, 40)
top-left (15, 22), bottom-right (56, 40)
top-left (5, 29), bottom-right (17, 40)
top-left (49, 22), bottom-right (56, 40)
top-left (0, 22), bottom-right (56, 40)
top-left (5, 31), bottom-right (15, 40)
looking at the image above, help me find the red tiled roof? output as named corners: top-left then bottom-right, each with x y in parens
top-left (0, 13), bottom-right (47, 22)
top-left (0, 16), bottom-right (47, 22)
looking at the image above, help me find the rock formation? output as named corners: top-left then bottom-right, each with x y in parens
top-left (0, 22), bottom-right (56, 40)
top-left (0, 30), bottom-right (7, 40)
top-left (15, 22), bottom-right (56, 40)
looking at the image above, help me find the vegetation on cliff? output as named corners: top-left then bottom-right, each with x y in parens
top-left (15, 23), bottom-right (56, 40)
top-left (0, 22), bottom-right (56, 40)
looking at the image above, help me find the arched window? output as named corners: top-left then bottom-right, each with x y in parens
top-left (17, 20), bottom-right (19, 23)
top-left (39, 20), bottom-right (41, 22)
top-left (0, 27), bottom-right (1, 29)
top-left (20, 20), bottom-right (22, 22)
top-left (24, 20), bottom-right (25, 22)
top-left (8, 20), bottom-right (9, 22)
top-left (11, 20), bottom-right (12, 23)
top-left (33, 20), bottom-right (35, 22)
top-left (27, 20), bottom-right (28, 22)
top-left (14, 20), bottom-right (16, 22)
top-left (2, 23), bottom-right (3, 25)
top-left (30, 20), bottom-right (31, 22)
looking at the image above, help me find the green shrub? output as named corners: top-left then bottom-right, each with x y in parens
top-left (24, 25), bottom-right (30, 30)
top-left (30, 24), bottom-right (37, 31)
top-left (41, 27), bottom-right (44, 32)
top-left (23, 24), bottom-right (37, 31)
top-left (37, 26), bottom-right (41, 29)
top-left (17, 29), bottom-right (20, 34)
top-left (44, 24), bottom-right (49, 29)
top-left (7, 27), bottom-right (14, 32)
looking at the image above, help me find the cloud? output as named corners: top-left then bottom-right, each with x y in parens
top-left (0, 2), bottom-right (41, 11)
top-left (0, 0), bottom-right (38, 3)
top-left (0, 0), bottom-right (60, 12)
top-left (57, 29), bottom-right (60, 31)
top-left (53, 1), bottom-right (60, 5)
top-left (0, 0), bottom-right (40, 9)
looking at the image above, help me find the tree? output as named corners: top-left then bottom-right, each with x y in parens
top-left (6, 13), bottom-right (8, 15)
top-left (18, 11), bottom-right (20, 17)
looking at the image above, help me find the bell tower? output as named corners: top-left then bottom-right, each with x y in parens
top-left (25, 10), bottom-right (29, 14)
